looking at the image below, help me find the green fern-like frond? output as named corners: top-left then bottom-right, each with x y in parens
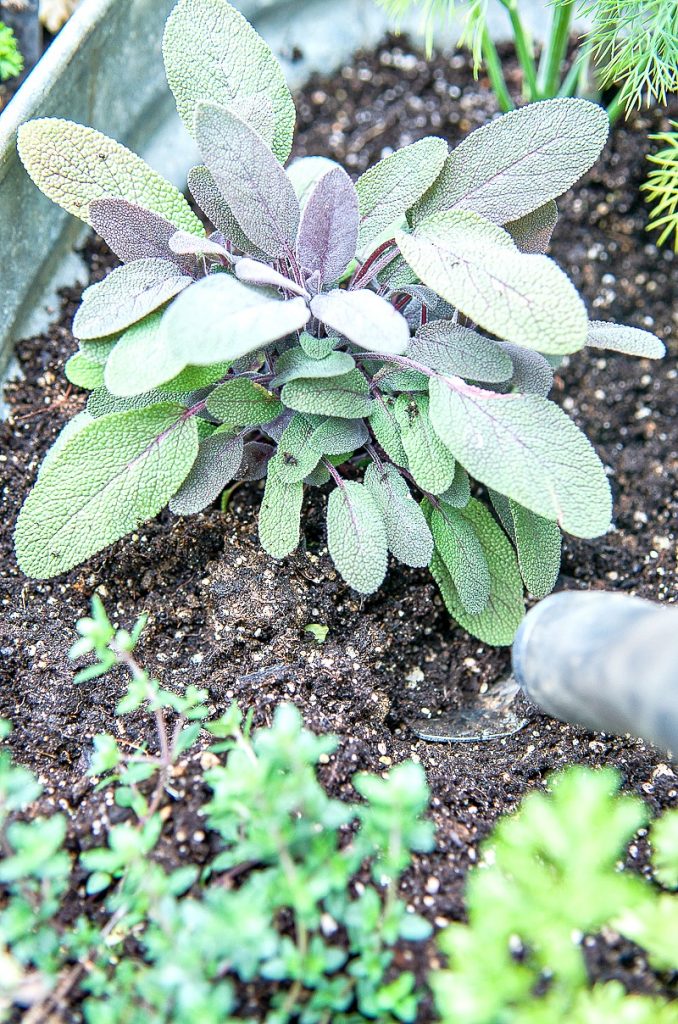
top-left (579, 0), bottom-right (678, 112)
top-left (376, 0), bottom-right (457, 56)
top-left (0, 22), bottom-right (23, 83)
top-left (642, 122), bottom-right (678, 250)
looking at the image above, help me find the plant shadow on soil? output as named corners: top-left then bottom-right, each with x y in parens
top-left (0, 36), bottom-right (677, 1010)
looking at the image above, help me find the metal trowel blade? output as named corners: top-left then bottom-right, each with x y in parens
top-left (410, 676), bottom-right (528, 743)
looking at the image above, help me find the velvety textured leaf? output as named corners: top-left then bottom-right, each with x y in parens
top-left (394, 394), bottom-right (455, 494)
top-left (234, 258), bottom-right (309, 297)
top-left (15, 404), bottom-right (199, 578)
top-left (258, 468), bottom-right (303, 558)
top-left (169, 426), bottom-right (244, 514)
top-left (196, 103), bottom-right (299, 259)
top-left (39, 412), bottom-right (95, 478)
top-left (158, 274), bottom-right (310, 376)
top-left (282, 370), bottom-right (374, 419)
top-left (17, 119), bottom-right (203, 233)
top-left (163, 0), bottom-right (295, 163)
top-left (371, 366), bottom-right (429, 393)
top-left (89, 199), bottom-right (199, 272)
top-left (413, 99), bottom-right (609, 226)
top-left (308, 417), bottom-right (369, 455)
top-left (438, 463), bottom-right (471, 508)
top-left (157, 363), bottom-right (231, 394)
top-left (271, 347), bottom-right (355, 387)
top-left (498, 342), bottom-right (554, 397)
top-left (431, 504), bottom-right (491, 614)
top-left (369, 396), bottom-right (409, 468)
top-left (505, 200), bottom-right (558, 254)
top-left (397, 211), bottom-right (588, 355)
top-left (310, 289), bottom-right (410, 355)
top-left (105, 312), bottom-right (184, 397)
top-left (509, 499), bottom-right (562, 598)
top-left (169, 229), bottom-right (230, 258)
top-left (65, 351), bottom-right (106, 390)
top-left (299, 331), bottom-right (338, 360)
top-left (73, 260), bottom-right (192, 341)
top-left (88, 387), bottom-right (190, 418)
top-left (429, 376), bottom-right (612, 537)
top-left (296, 166), bottom-right (359, 284)
top-left (587, 321), bottom-right (666, 358)
top-left (235, 441), bottom-right (273, 481)
top-left (267, 414), bottom-right (321, 483)
top-left (287, 157), bottom-right (343, 207)
top-left (326, 482), bottom-right (388, 594)
top-left (410, 322), bottom-right (513, 382)
top-left (426, 498), bottom-right (525, 646)
top-left (355, 136), bottom-right (448, 251)
top-left (187, 165), bottom-right (265, 258)
top-left (206, 379), bottom-right (283, 426)
top-left (364, 462), bottom-right (433, 568)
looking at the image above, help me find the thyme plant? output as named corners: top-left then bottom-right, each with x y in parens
top-left (14, 0), bottom-right (665, 645)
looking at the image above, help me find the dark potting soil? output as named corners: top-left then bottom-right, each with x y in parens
top-left (1, 36), bottom-right (677, 1014)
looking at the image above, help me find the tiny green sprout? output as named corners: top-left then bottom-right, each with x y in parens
top-left (14, 0), bottom-right (665, 646)
top-left (0, 22), bottom-right (23, 83)
top-left (304, 623), bottom-right (329, 644)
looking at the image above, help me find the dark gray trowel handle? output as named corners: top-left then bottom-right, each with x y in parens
top-left (512, 591), bottom-right (678, 757)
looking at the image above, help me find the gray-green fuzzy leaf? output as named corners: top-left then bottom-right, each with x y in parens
top-left (89, 199), bottom-right (199, 272)
top-left (159, 274), bottom-right (310, 376)
top-left (429, 376), bottom-right (612, 537)
top-left (438, 463), bottom-right (471, 508)
top-left (196, 103), bottom-right (299, 259)
top-left (287, 157), bottom-right (343, 208)
top-left (326, 482), bottom-right (388, 594)
top-left (356, 136), bottom-right (448, 252)
top-left (409, 322), bottom-right (513, 382)
top-left (39, 412), bottom-right (95, 478)
top-left (587, 321), bottom-right (666, 358)
top-left (299, 331), bottom-right (338, 360)
top-left (15, 404), bottom-right (199, 579)
top-left (431, 504), bottom-right (491, 614)
top-left (395, 394), bottom-right (455, 495)
top-left (413, 99), bottom-right (609, 226)
top-left (258, 468), bottom-right (303, 558)
top-left (267, 414), bottom-right (321, 483)
top-left (88, 388), bottom-right (191, 418)
top-left (397, 211), bottom-right (587, 355)
top-left (297, 166), bottom-right (360, 284)
top-left (364, 462), bottom-right (433, 568)
top-left (310, 289), bottom-right (410, 356)
top-left (426, 498), bottom-right (525, 646)
top-left (206, 379), bottom-right (283, 425)
top-left (282, 370), bottom-right (374, 419)
top-left (498, 342), bottom-right (554, 397)
top-left (105, 312), bottom-right (185, 397)
top-left (170, 427), bottom-right (244, 515)
top-left (308, 417), bottom-right (369, 456)
top-left (234, 258), bottom-right (309, 298)
top-left (65, 351), bottom-right (105, 390)
top-left (271, 347), bottom-right (355, 387)
top-left (509, 499), bottom-right (562, 598)
top-left (73, 260), bottom-right (192, 341)
top-left (163, 0), bottom-right (295, 163)
top-left (369, 396), bottom-right (409, 468)
top-left (505, 200), bottom-right (558, 255)
top-left (17, 119), bottom-right (203, 233)
top-left (187, 165), bottom-right (265, 258)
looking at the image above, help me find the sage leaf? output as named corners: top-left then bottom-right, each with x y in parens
top-left (271, 347), bottom-right (355, 388)
top-left (268, 414), bottom-right (321, 483)
top-left (587, 321), bottom-right (666, 358)
top-left (39, 412), bottom-right (95, 478)
top-left (234, 258), bottom-right (309, 298)
top-left (187, 165), bottom-right (266, 258)
top-left (206, 379), bottom-right (284, 426)
top-left (409, 322), bottom-right (513, 382)
top-left (308, 417), bottom-right (369, 456)
top-left (364, 462), bottom-right (433, 568)
top-left (235, 441), bottom-right (274, 481)
top-left (89, 199), bottom-right (199, 272)
top-left (326, 482), bottom-right (388, 594)
top-left (65, 351), bottom-right (105, 390)
top-left (296, 166), bottom-right (360, 284)
top-left (88, 388), bottom-right (190, 418)
top-left (287, 157), bottom-right (343, 207)
top-left (398, 211), bottom-right (588, 355)
top-left (394, 394), bottom-right (456, 495)
top-left (15, 404), bottom-right (199, 579)
top-left (356, 136), bottom-right (448, 251)
top-left (310, 290), bottom-right (410, 356)
top-left (282, 370), bottom-right (374, 419)
top-left (431, 504), bottom-right (491, 614)
top-left (258, 468), bottom-right (303, 558)
top-left (429, 376), bottom-right (612, 537)
top-left (413, 98), bottom-right (609, 226)
top-left (170, 426), bottom-right (244, 515)
top-left (105, 312), bottom-right (186, 396)
top-left (426, 498), bottom-right (525, 646)
top-left (169, 230), bottom-right (230, 258)
top-left (163, 0), bottom-right (295, 163)
top-left (196, 103), bottom-right (299, 259)
top-left (438, 463), bottom-right (471, 508)
top-left (505, 200), bottom-right (558, 255)
top-left (159, 274), bottom-right (310, 372)
top-left (73, 260), bottom-right (192, 341)
top-left (17, 119), bottom-right (203, 233)
top-left (509, 500), bottom-right (562, 598)
top-left (299, 331), bottom-right (338, 361)
top-left (369, 396), bottom-right (409, 469)
top-left (498, 342), bottom-right (554, 397)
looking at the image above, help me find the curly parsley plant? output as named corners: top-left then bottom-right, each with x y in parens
top-left (14, 0), bottom-right (665, 645)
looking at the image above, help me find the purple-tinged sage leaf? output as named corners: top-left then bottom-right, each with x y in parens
top-left (310, 289), bottom-right (410, 356)
top-left (187, 165), bottom-right (266, 258)
top-left (170, 426), bottom-right (245, 515)
top-left (89, 199), bottom-right (199, 274)
top-left (236, 441), bottom-right (274, 481)
top-left (296, 166), bottom-right (359, 284)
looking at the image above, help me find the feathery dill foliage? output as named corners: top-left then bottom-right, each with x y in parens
top-left (0, 22), bottom-right (23, 82)
top-left (14, 0), bottom-right (665, 647)
top-left (643, 122), bottom-right (678, 250)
